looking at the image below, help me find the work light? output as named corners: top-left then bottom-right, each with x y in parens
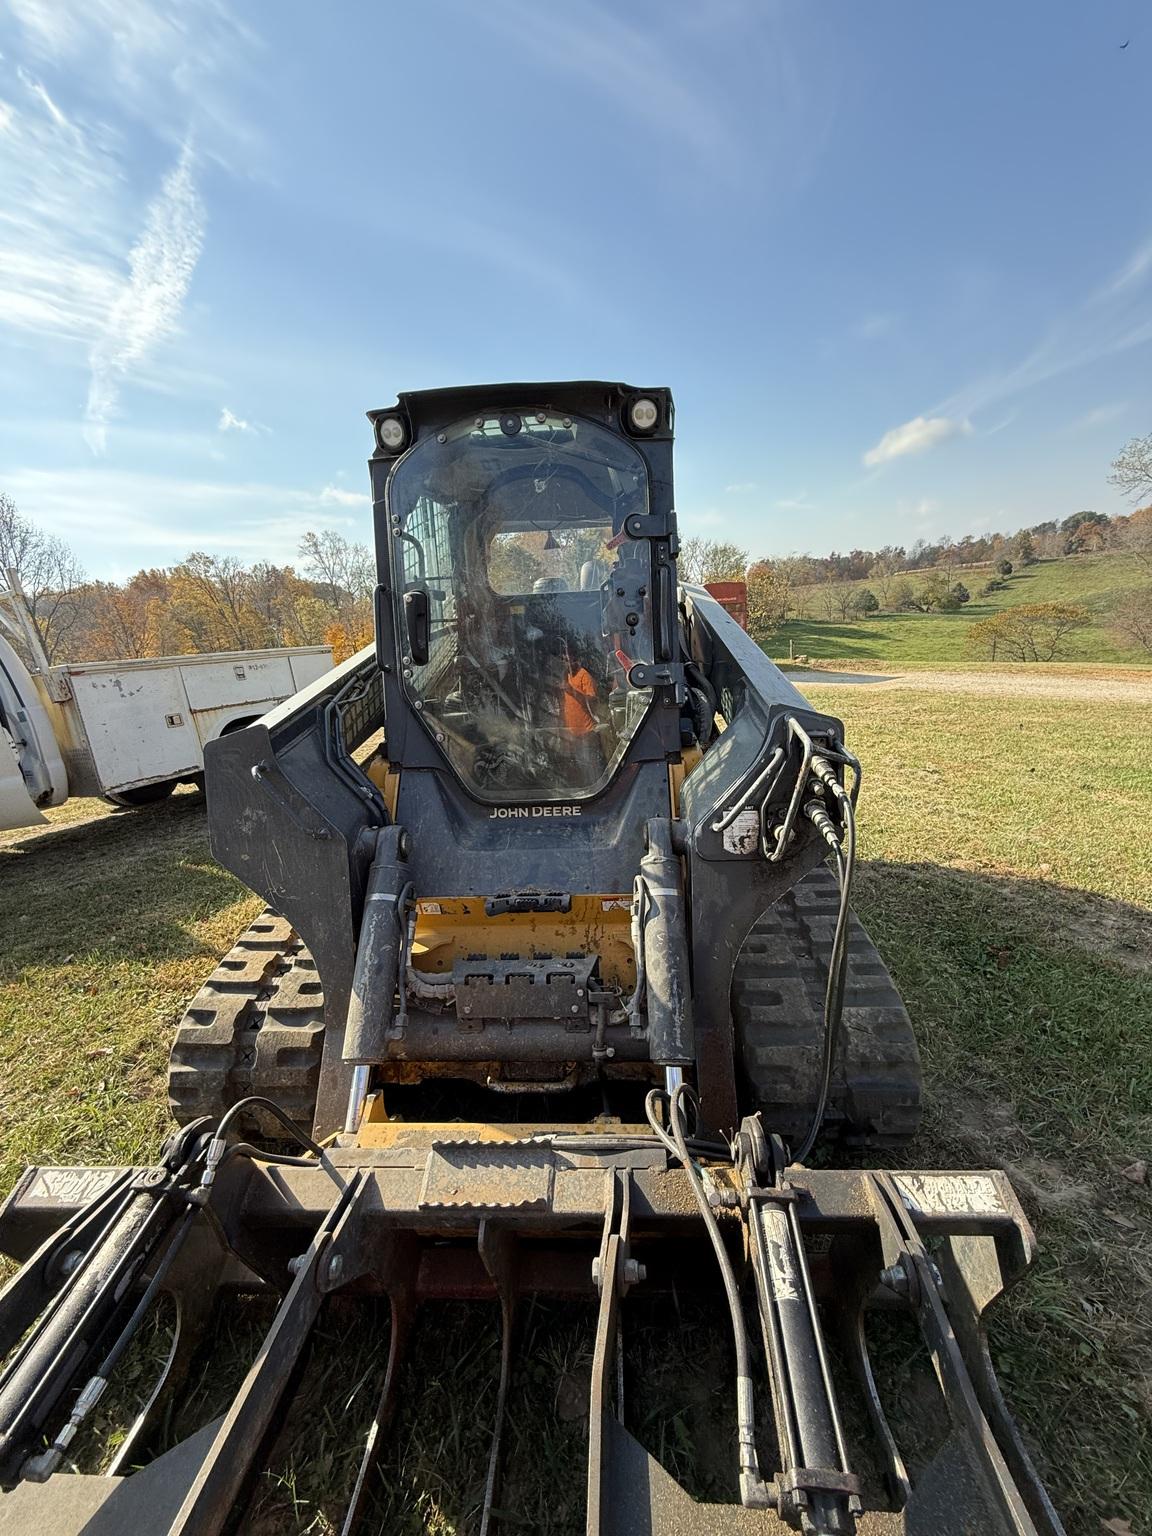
top-left (375, 415), bottom-right (408, 454)
top-left (627, 396), bottom-right (659, 434)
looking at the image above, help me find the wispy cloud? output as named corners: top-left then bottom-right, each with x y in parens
top-left (1, 2), bottom-right (259, 443)
top-left (860, 230), bottom-right (1152, 471)
top-left (218, 406), bottom-right (270, 436)
top-left (84, 141), bottom-right (205, 454)
top-left (7, 0), bottom-right (260, 167)
top-left (16, 65), bottom-right (69, 128)
top-left (320, 485), bottom-right (371, 507)
top-left (1092, 236), bottom-right (1152, 304)
top-left (863, 415), bottom-right (970, 467)
top-left (0, 71), bottom-right (129, 345)
top-left (853, 313), bottom-right (896, 342)
top-left (931, 230), bottom-right (1152, 426)
top-left (775, 494), bottom-right (817, 511)
top-left (478, 0), bottom-right (741, 173)
top-left (4, 466), bottom-right (370, 572)
top-left (725, 482), bottom-right (758, 495)
top-left (1072, 401), bottom-right (1130, 431)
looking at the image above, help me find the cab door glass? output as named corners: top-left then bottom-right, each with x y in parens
top-left (389, 410), bottom-right (654, 801)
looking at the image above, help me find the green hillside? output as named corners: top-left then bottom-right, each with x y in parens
top-left (771, 552), bottom-right (1150, 665)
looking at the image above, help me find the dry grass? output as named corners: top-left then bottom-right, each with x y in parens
top-left (785, 658), bottom-right (1152, 681)
top-left (1, 685), bottom-right (1150, 1533)
top-left (0, 789), bottom-right (260, 1195)
top-left (802, 682), bottom-right (1152, 1534)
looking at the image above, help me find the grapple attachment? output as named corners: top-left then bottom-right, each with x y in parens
top-left (0, 1106), bottom-right (1064, 1535)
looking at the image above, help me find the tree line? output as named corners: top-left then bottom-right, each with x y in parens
top-left (679, 426), bottom-right (1152, 661)
top-left (0, 495), bottom-right (375, 667)
top-left (3, 426), bottom-right (1150, 668)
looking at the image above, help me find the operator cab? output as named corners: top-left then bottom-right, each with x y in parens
top-left (370, 390), bottom-right (674, 802)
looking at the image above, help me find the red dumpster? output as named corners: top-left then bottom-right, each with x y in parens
top-left (703, 580), bottom-right (748, 630)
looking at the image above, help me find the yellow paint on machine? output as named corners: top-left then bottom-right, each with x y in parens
top-left (355, 1095), bottom-right (646, 1147)
top-left (411, 893), bottom-right (636, 991)
top-left (362, 749), bottom-right (708, 991)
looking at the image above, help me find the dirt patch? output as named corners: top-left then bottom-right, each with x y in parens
top-left (799, 667), bottom-right (1152, 703)
top-left (1005, 1159), bottom-right (1095, 1213)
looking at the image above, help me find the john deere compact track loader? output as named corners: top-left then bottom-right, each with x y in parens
top-left (0, 383), bottom-right (1064, 1535)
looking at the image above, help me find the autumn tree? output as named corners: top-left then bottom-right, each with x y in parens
top-left (1109, 431), bottom-right (1152, 503)
top-left (745, 560), bottom-right (791, 639)
top-left (1115, 506), bottom-right (1152, 572)
top-left (678, 538), bottom-right (748, 584)
top-left (868, 548), bottom-right (904, 606)
top-left (890, 578), bottom-right (918, 611)
top-left (1011, 531), bottom-right (1036, 565)
top-left (81, 578), bottom-right (157, 659)
top-left (488, 534), bottom-right (544, 592)
top-left (915, 572), bottom-right (961, 611)
top-left (0, 494), bottom-right (86, 662)
top-left (297, 529), bottom-right (375, 656)
top-left (830, 582), bottom-right (859, 620)
top-left (1108, 588), bottom-right (1152, 654)
top-left (967, 603), bottom-right (1090, 662)
top-left (299, 531), bottom-right (374, 615)
top-left (1062, 517), bottom-right (1108, 555)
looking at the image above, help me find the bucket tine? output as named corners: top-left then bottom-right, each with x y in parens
top-left (477, 1220), bottom-right (519, 1536)
top-left (478, 1291), bottom-right (516, 1536)
top-left (106, 1231), bottom-right (227, 1476)
top-left (169, 1173), bottom-right (368, 1536)
top-left (339, 1286), bottom-right (415, 1536)
top-left (836, 1297), bottom-right (912, 1509)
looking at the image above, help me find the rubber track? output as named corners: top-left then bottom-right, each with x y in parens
top-left (731, 866), bottom-right (922, 1150)
top-left (168, 911), bottom-right (325, 1134)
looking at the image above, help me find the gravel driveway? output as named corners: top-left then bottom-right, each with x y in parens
top-left (787, 668), bottom-right (1152, 703)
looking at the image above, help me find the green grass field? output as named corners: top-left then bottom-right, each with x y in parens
top-left (1, 680), bottom-right (1150, 1534)
top-left (775, 551), bottom-right (1150, 664)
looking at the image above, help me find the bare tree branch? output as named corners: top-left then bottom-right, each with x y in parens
top-left (0, 493), bottom-right (86, 662)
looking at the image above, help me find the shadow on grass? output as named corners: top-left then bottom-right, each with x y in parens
top-left (0, 792), bottom-right (250, 981)
top-left (854, 859), bottom-right (1151, 1536)
top-left (0, 792), bottom-right (259, 1193)
top-left (1, 834), bottom-right (1147, 1534)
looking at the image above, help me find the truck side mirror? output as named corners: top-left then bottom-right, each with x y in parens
top-left (403, 588), bottom-right (430, 665)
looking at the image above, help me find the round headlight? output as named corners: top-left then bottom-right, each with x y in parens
top-left (628, 396), bottom-right (660, 433)
top-left (376, 414), bottom-right (408, 454)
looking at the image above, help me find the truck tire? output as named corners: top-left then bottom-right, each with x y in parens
top-left (103, 779), bottom-right (177, 808)
top-left (732, 866), bottom-right (921, 1152)
top-left (169, 911), bottom-right (325, 1136)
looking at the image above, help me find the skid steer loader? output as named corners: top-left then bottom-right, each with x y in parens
top-left (0, 382), bottom-right (1064, 1535)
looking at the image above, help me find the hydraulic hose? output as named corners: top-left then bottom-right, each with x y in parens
top-left (645, 1084), bottom-right (767, 1507)
top-left (792, 758), bottom-right (857, 1165)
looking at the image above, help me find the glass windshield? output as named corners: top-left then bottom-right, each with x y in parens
top-left (388, 409), bottom-right (654, 801)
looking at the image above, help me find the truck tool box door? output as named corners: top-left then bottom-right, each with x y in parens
top-left (70, 665), bottom-right (200, 791)
top-left (180, 653), bottom-right (296, 743)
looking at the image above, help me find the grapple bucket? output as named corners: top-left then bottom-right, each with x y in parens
top-left (0, 1108), bottom-right (1064, 1535)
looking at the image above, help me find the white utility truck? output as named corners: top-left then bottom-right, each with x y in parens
top-left (0, 578), bottom-right (332, 831)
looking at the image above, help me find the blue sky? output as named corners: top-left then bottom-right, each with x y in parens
top-left (1, 0), bottom-right (1149, 578)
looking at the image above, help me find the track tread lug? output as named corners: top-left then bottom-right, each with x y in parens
top-left (732, 867), bottom-right (922, 1150)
